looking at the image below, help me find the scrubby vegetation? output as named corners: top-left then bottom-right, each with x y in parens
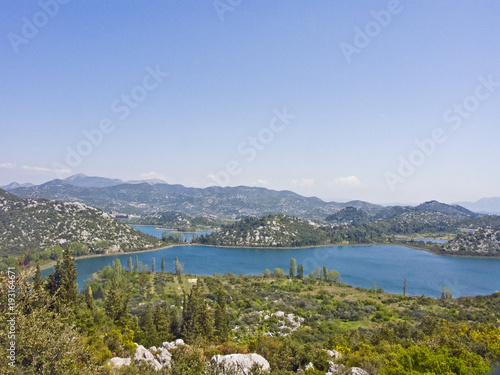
top-left (125, 211), bottom-right (221, 232)
top-left (194, 211), bottom-right (500, 257)
top-left (1, 250), bottom-right (499, 374)
top-left (0, 190), bottom-right (163, 271)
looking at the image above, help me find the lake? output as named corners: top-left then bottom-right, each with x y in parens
top-left (42, 226), bottom-right (500, 298)
top-left (130, 225), bottom-right (213, 242)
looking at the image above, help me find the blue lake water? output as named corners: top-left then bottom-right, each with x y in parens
top-left (42, 226), bottom-right (500, 298)
top-left (131, 225), bottom-right (213, 242)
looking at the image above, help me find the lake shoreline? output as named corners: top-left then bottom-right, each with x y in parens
top-left (40, 241), bottom-right (500, 272)
top-left (39, 243), bottom-right (185, 271)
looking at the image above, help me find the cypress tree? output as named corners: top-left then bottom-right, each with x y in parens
top-left (46, 260), bottom-right (62, 297)
top-left (135, 255), bottom-right (139, 271)
top-left (322, 266), bottom-right (328, 281)
top-left (46, 248), bottom-right (78, 310)
top-left (127, 257), bottom-right (133, 272)
top-left (161, 257), bottom-right (165, 272)
top-left (152, 257), bottom-right (156, 273)
top-left (33, 263), bottom-right (42, 291)
top-left (214, 289), bottom-right (229, 343)
top-left (140, 304), bottom-right (158, 347)
top-left (113, 259), bottom-right (123, 280)
top-left (105, 278), bottom-right (123, 323)
top-left (174, 257), bottom-right (183, 277)
top-left (297, 264), bottom-right (304, 279)
top-left (182, 283), bottom-right (212, 343)
top-left (154, 304), bottom-right (172, 343)
top-left (289, 258), bottom-right (296, 279)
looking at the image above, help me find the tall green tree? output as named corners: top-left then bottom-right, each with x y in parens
top-left (135, 255), bottom-right (139, 271)
top-left (33, 263), bottom-right (43, 291)
top-left (105, 278), bottom-right (123, 323)
top-left (154, 303), bottom-right (172, 343)
top-left (127, 257), bottom-right (133, 272)
top-left (152, 257), bottom-right (156, 273)
top-left (161, 257), bottom-right (165, 272)
top-left (46, 248), bottom-right (78, 306)
top-left (214, 289), bottom-right (229, 343)
top-left (174, 257), bottom-right (183, 277)
top-left (297, 264), bottom-right (304, 279)
top-left (182, 283), bottom-right (213, 343)
top-left (322, 266), bottom-right (328, 281)
top-left (289, 258), bottom-right (296, 279)
top-left (139, 304), bottom-right (159, 347)
top-left (113, 259), bottom-right (123, 280)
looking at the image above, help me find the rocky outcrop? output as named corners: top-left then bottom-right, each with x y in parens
top-left (212, 353), bottom-right (270, 374)
top-left (108, 357), bottom-right (131, 368)
top-left (325, 364), bottom-right (369, 375)
top-left (108, 339), bottom-right (185, 371)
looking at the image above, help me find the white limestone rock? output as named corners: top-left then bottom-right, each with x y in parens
top-left (212, 353), bottom-right (270, 374)
top-left (345, 368), bottom-right (370, 375)
top-left (326, 361), bottom-right (346, 373)
top-left (326, 349), bottom-right (342, 359)
top-left (305, 362), bottom-right (314, 370)
top-left (108, 357), bottom-right (131, 367)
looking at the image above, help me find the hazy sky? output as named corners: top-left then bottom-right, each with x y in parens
top-left (1, 1), bottom-right (499, 204)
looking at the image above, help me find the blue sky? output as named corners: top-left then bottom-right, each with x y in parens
top-left (1, 0), bottom-right (499, 204)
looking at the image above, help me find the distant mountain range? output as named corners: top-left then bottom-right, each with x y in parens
top-left (0, 174), bottom-right (166, 191)
top-left (1, 173), bottom-right (491, 220)
top-left (455, 197), bottom-right (500, 215)
top-left (5, 174), bottom-right (383, 219)
top-left (0, 182), bottom-right (34, 190)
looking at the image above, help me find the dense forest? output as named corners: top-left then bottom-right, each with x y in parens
top-left (1, 249), bottom-right (499, 374)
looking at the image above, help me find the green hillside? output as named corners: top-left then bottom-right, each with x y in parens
top-left (0, 189), bottom-right (162, 269)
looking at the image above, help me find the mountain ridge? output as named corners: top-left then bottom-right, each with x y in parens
top-left (8, 175), bottom-right (383, 219)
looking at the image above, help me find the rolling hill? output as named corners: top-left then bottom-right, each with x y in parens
top-left (0, 189), bottom-right (162, 260)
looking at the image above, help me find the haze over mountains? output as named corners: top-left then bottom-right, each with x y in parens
top-left (1, 174), bottom-right (487, 220)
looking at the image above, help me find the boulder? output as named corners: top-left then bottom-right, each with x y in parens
top-left (156, 348), bottom-right (172, 367)
top-left (345, 368), bottom-right (370, 375)
top-left (134, 344), bottom-right (162, 371)
top-left (108, 357), bottom-right (131, 367)
top-left (327, 362), bottom-right (346, 373)
top-left (162, 341), bottom-right (176, 350)
top-left (326, 349), bottom-right (342, 359)
top-left (305, 362), bottom-right (314, 370)
top-left (161, 339), bottom-right (185, 350)
top-left (212, 353), bottom-right (270, 374)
